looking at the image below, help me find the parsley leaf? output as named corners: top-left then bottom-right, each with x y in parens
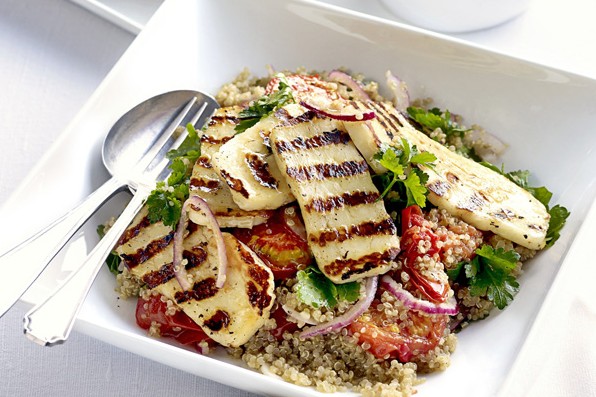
top-left (146, 181), bottom-right (189, 227)
top-left (234, 75), bottom-right (294, 133)
top-left (546, 205), bottom-right (570, 248)
top-left (407, 106), bottom-right (468, 139)
top-left (373, 138), bottom-right (436, 207)
top-left (460, 245), bottom-right (521, 310)
top-left (96, 224), bottom-right (121, 275)
top-left (145, 123), bottom-right (200, 227)
top-left (295, 266), bottom-right (360, 309)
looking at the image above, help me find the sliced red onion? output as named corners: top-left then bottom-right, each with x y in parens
top-left (328, 70), bottom-right (370, 101)
top-left (385, 70), bottom-right (410, 114)
top-left (300, 276), bottom-right (378, 339)
top-left (380, 275), bottom-right (458, 316)
top-left (300, 100), bottom-right (375, 122)
top-left (174, 195), bottom-right (228, 291)
top-left (281, 304), bottom-right (319, 326)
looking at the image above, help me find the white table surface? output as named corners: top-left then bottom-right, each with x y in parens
top-left (1, 0), bottom-right (595, 396)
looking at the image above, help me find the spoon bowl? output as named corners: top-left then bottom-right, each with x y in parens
top-left (103, 90), bottom-right (204, 178)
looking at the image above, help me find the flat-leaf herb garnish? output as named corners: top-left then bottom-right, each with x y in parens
top-left (373, 138), bottom-right (436, 208)
top-left (295, 266), bottom-right (361, 309)
top-left (146, 123), bottom-right (200, 227)
top-left (234, 75), bottom-right (295, 134)
top-left (448, 245), bottom-right (520, 310)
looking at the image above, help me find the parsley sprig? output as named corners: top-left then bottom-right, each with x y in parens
top-left (373, 138), bottom-right (436, 208)
top-left (448, 245), bottom-right (520, 310)
top-left (234, 75), bottom-right (294, 133)
top-left (481, 162), bottom-right (570, 247)
top-left (146, 123), bottom-right (200, 227)
top-left (295, 266), bottom-right (361, 309)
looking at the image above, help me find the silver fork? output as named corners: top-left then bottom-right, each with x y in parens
top-left (23, 95), bottom-right (218, 346)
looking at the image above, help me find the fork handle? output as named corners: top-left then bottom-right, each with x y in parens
top-left (23, 185), bottom-right (149, 346)
top-left (0, 176), bottom-right (126, 318)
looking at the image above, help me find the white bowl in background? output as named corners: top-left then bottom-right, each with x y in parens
top-left (379, 0), bottom-right (533, 33)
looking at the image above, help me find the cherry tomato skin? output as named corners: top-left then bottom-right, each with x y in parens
top-left (233, 206), bottom-right (313, 281)
top-left (349, 301), bottom-right (447, 362)
top-left (400, 205), bottom-right (450, 303)
top-left (269, 305), bottom-right (299, 341)
top-left (135, 294), bottom-right (215, 351)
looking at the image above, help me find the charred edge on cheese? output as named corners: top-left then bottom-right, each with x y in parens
top-left (308, 218), bottom-right (397, 247)
top-left (284, 160), bottom-right (369, 182)
top-left (175, 277), bottom-right (219, 304)
top-left (203, 310), bottom-right (230, 331)
top-left (324, 248), bottom-right (400, 279)
top-left (366, 101), bottom-right (407, 136)
top-left (195, 156), bottom-right (212, 169)
top-left (121, 232), bottom-right (174, 270)
top-left (245, 153), bottom-right (278, 189)
top-left (304, 191), bottom-right (380, 213)
top-left (239, 244), bottom-right (274, 314)
top-left (206, 113), bottom-right (239, 127)
top-left (274, 129), bottom-right (351, 153)
top-left (219, 169), bottom-right (250, 198)
top-left (118, 215), bottom-right (151, 246)
top-left (141, 247), bottom-right (208, 288)
top-left (275, 108), bottom-right (318, 126)
top-left (189, 177), bottom-right (220, 192)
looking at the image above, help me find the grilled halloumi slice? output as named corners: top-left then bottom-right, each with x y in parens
top-left (115, 206), bottom-right (276, 347)
top-left (212, 113), bottom-right (295, 211)
top-left (190, 106), bottom-right (271, 228)
top-left (341, 116), bottom-right (393, 175)
top-left (365, 101), bottom-right (549, 250)
top-left (270, 117), bottom-right (400, 284)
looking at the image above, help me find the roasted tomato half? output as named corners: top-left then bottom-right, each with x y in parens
top-left (400, 205), bottom-right (450, 303)
top-left (136, 294), bottom-right (215, 352)
top-left (349, 300), bottom-right (448, 362)
top-left (233, 205), bottom-right (313, 280)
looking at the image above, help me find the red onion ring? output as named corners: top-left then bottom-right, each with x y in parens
top-left (300, 100), bottom-right (375, 122)
top-left (380, 275), bottom-right (458, 316)
top-left (173, 195), bottom-right (228, 291)
top-left (328, 70), bottom-right (371, 101)
top-left (300, 276), bottom-right (378, 339)
top-left (385, 70), bottom-right (410, 113)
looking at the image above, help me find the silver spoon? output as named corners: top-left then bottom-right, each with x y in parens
top-left (0, 90), bottom-right (218, 318)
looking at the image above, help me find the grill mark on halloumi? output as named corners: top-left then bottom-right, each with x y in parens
top-left (175, 277), bottom-right (219, 304)
top-left (121, 232), bottom-right (174, 269)
top-left (270, 117), bottom-right (400, 283)
top-left (285, 160), bottom-right (369, 182)
top-left (117, 215), bottom-right (151, 246)
top-left (309, 218), bottom-right (396, 247)
top-left (142, 247), bottom-right (208, 289)
top-left (245, 153), bottom-right (278, 189)
top-left (304, 191), bottom-right (380, 213)
top-left (275, 129), bottom-right (351, 153)
top-left (324, 248), bottom-right (401, 280)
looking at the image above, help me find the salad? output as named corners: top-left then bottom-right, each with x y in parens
top-left (105, 68), bottom-right (569, 396)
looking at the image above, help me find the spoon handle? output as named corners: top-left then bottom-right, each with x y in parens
top-left (0, 176), bottom-right (126, 318)
top-left (23, 185), bottom-right (149, 346)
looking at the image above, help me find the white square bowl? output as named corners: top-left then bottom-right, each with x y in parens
top-left (2, 0), bottom-right (596, 396)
